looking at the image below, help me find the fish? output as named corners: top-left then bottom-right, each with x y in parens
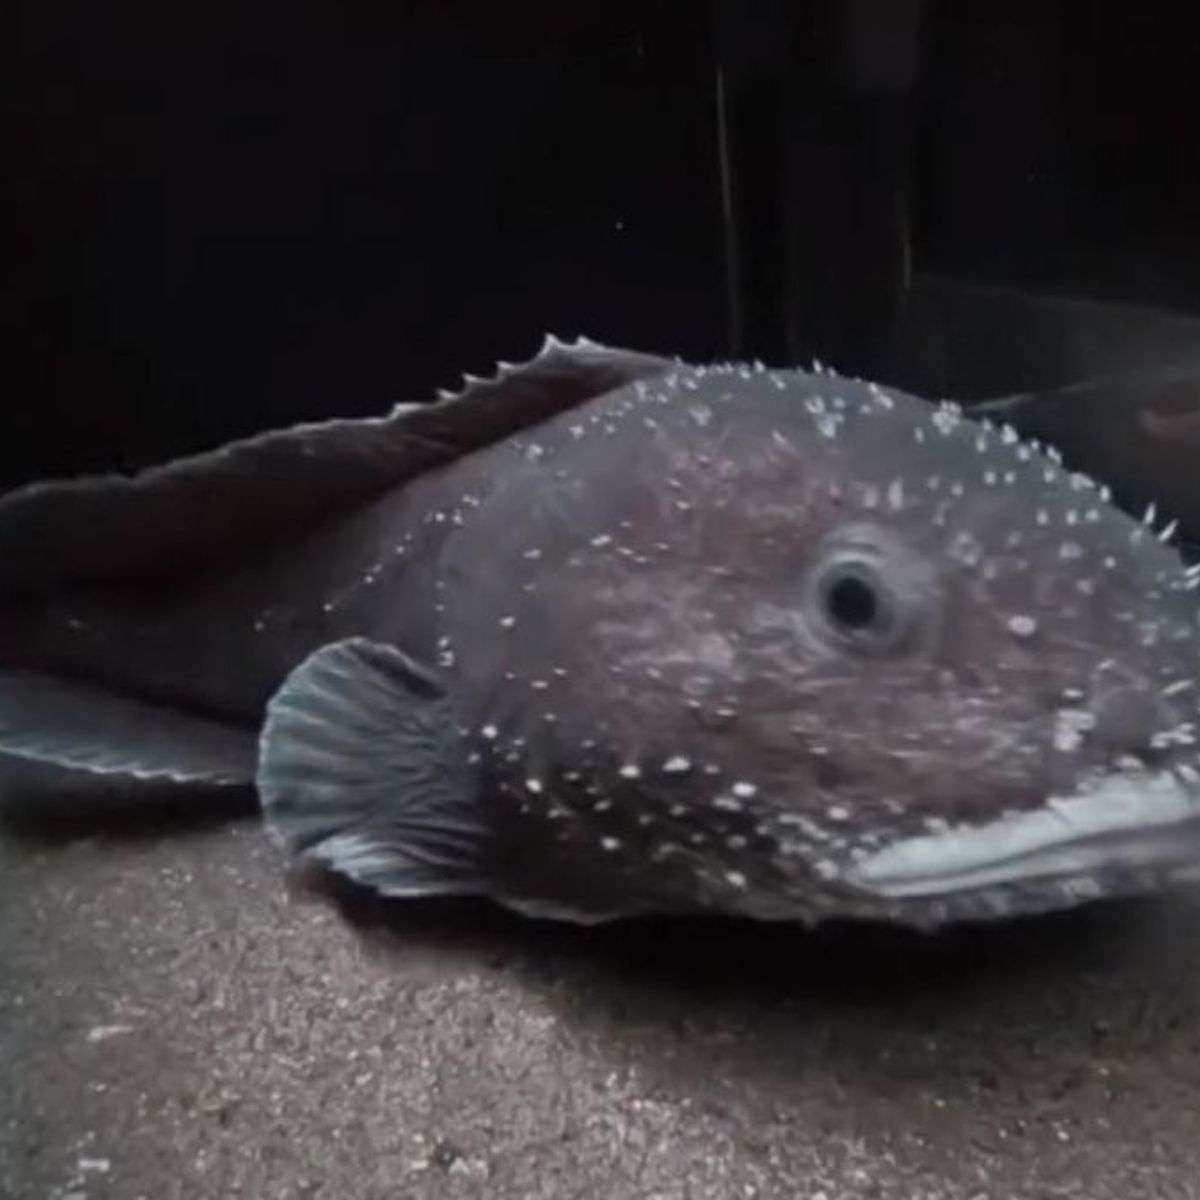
top-left (2, 334), bottom-right (1200, 930)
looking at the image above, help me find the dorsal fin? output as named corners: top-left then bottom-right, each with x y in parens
top-left (0, 336), bottom-right (672, 592)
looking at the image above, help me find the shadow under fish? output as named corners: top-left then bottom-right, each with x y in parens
top-left (3, 336), bottom-right (1200, 931)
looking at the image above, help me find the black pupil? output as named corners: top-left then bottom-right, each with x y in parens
top-left (826, 574), bottom-right (879, 630)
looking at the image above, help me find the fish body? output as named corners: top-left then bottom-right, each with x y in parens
top-left (2, 336), bottom-right (1200, 928)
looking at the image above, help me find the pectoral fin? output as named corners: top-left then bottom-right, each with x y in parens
top-left (257, 638), bottom-right (488, 898)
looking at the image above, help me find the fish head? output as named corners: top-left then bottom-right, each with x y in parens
top-left (728, 383), bottom-right (1200, 924)
top-left (444, 364), bottom-right (1200, 924)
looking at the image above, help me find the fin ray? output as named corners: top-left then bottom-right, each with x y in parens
top-left (257, 638), bottom-right (489, 898)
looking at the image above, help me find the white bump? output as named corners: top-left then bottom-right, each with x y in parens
top-left (1007, 614), bottom-right (1038, 638)
top-left (827, 805), bottom-right (850, 821)
top-left (619, 764), bottom-right (642, 780)
top-left (500, 616), bottom-right (516, 628)
top-left (725, 870), bottom-right (748, 889)
top-left (526, 778), bottom-right (544, 794)
top-left (600, 837), bottom-right (622, 852)
top-left (731, 781), bottom-right (758, 798)
top-left (481, 724), bottom-right (498, 740)
top-left (931, 406), bottom-right (958, 435)
top-left (662, 755), bottom-right (692, 773)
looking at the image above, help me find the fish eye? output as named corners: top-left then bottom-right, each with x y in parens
top-left (824, 571), bottom-right (882, 630)
top-left (812, 559), bottom-right (905, 649)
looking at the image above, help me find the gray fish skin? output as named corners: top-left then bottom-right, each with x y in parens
top-left (3, 341), bottom-right (1200, 930)
top-left (430, 366), bottom-right (1200, 926)
top-left (0, 476), bottom-right (450, 724)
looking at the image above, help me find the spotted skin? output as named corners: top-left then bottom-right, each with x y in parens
top-left (422, 362), bottom-right (1200, 924)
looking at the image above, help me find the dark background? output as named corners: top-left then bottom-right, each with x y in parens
top-left (7, 14), bottom-right (1200, 1196)
top-left (6, 0), bottom-right (1200, 489)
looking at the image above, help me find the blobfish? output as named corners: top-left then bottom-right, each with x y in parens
top-left (2, 335), bottom-right (1199, 929)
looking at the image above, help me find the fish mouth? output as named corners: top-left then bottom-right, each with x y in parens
top-left (841, 766), bottom-right (1200, 902)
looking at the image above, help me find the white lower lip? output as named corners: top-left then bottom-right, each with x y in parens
top-left (843, 769), bottom-right (1200, 898)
